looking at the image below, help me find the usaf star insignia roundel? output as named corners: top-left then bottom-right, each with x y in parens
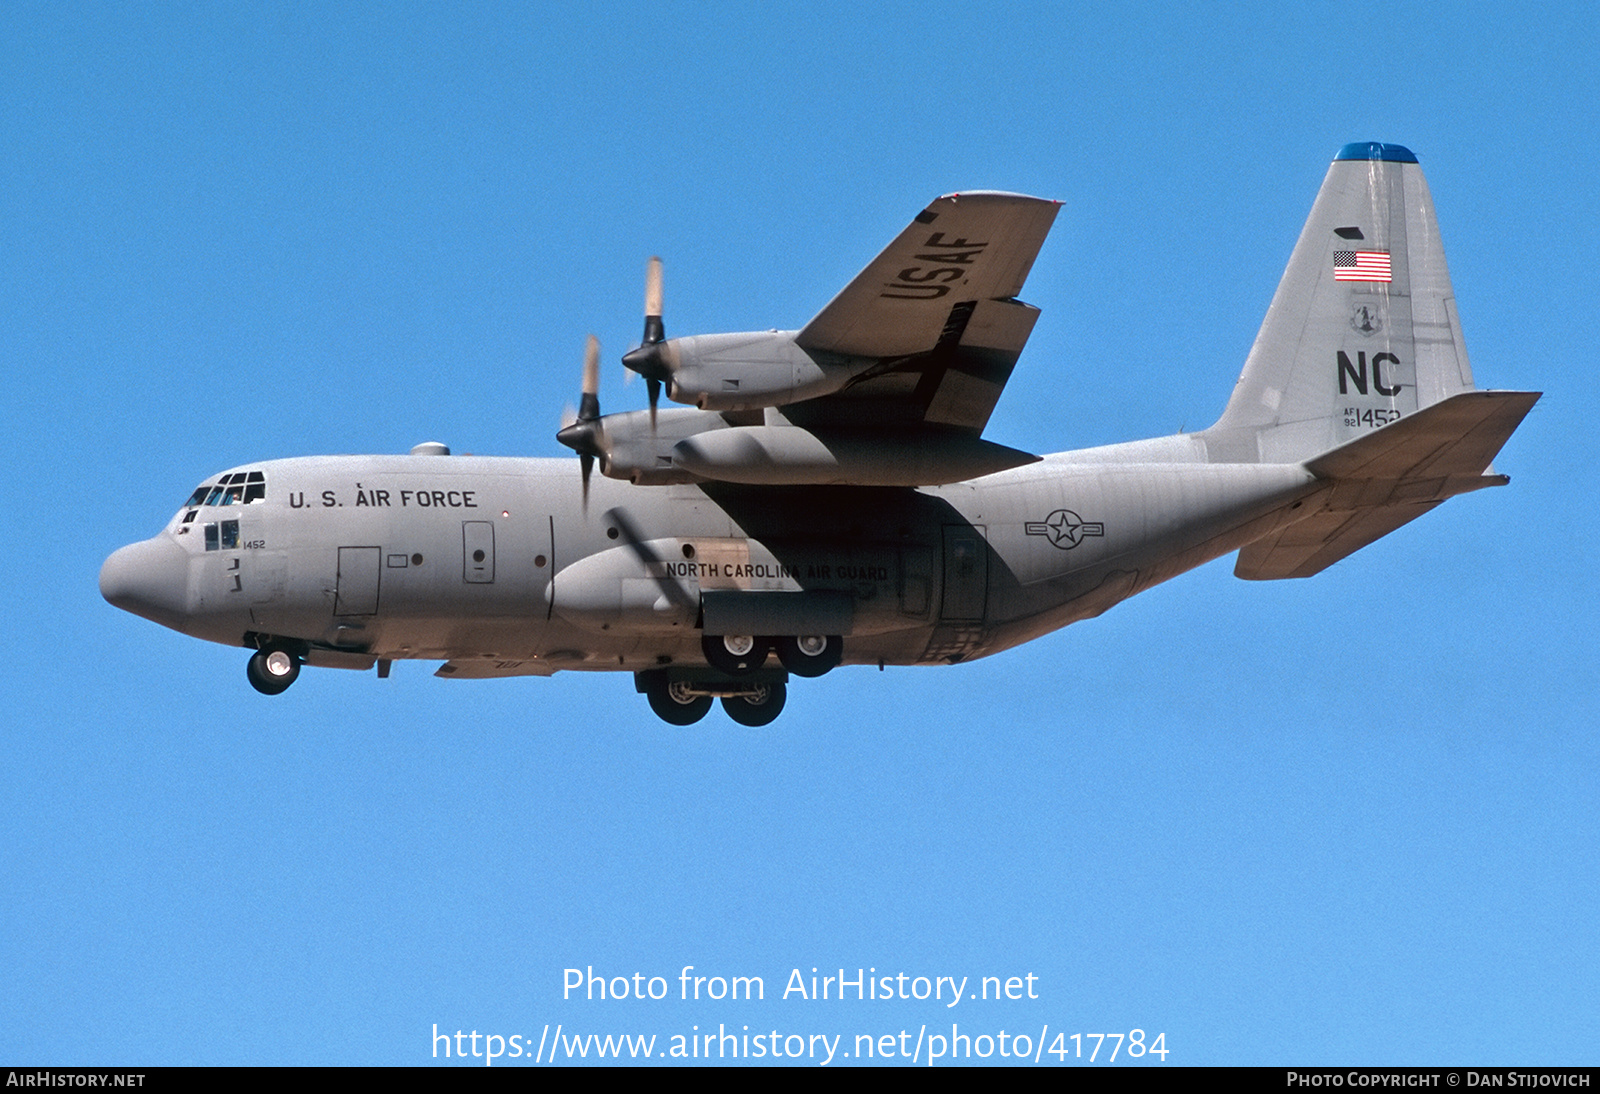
top-left (1025, 509), bottom-right (1105, 550)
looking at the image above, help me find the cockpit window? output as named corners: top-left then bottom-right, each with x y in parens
top-left (203, 520), bottom-right (240, 552)
top-left (186, 470), bottom-right (266, 508)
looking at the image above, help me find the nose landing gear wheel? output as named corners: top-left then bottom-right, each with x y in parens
top-left (246, 647), bottom-right (300, 695)
top-left (646, 677), bottom-right (714, 725)
top-left (721, 681), bottom-right (786, 727)
top-left (776, 634), bottom-right (843, 677)
top-left (701, 633), bottom-right (771, 675)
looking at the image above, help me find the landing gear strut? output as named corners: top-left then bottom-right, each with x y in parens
top-left (246, 645), bottom-right (300, 695)
top-left (703, 634), bottom-right (843, 677)
top-left (636, 668), bottom-right (788, 726)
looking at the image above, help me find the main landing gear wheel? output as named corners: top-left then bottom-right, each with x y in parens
top-left (721, 681), bottom-right (786, 727)
top-left (246, 646), bottom-right (300, 695)
top-left (776, 635), bottom-right (843, 677)
top-left (646, 677), bottom-right (714, 725)
top-left (701, 633), bottom-right (770, 675)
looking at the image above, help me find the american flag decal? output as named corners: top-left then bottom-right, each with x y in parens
top-left (1334, 250), bottom-right (1392, 282)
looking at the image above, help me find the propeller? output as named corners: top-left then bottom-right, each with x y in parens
top-left (555, 334), bottom-right (604, 511)
top-left (621, 256), bottom-right (668, 423)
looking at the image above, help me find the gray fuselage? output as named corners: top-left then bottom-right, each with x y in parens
top-left (101, 441), bottom-right (1317, 675)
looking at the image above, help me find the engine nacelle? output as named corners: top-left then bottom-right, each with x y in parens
top-left (657, 331), bottom-right (876, 412)
top-left (591, 407), bottom-right (727, 485)
top-left (671, 424), bottom-right (1039, 486)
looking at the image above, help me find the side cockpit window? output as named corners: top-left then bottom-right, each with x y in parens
top-left (202, 520), bottom-right (240, 552)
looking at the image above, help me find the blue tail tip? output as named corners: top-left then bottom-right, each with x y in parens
top-left (1335, 142), bottom-right (1418, 163)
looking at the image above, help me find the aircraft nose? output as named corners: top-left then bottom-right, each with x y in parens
top-left (100, 536), bottom-right (191, 627)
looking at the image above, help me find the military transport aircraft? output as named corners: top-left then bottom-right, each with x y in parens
top-left (101, 143), bottom-right (1538, 725)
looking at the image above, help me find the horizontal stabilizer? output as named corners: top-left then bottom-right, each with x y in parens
top-left (1235, 502), bottom-right (1446, 581)
top-left (1236, 390), bottom-right (1539, 580)
top-left (1306, 389), bottom-right (1541, 481)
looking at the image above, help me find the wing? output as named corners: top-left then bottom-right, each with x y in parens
top-left (591, 193), bottom-right (1061, 488)
top-left (787, 191), bottom-right (1060, 437)
top-left (798, 191), bottom-right (1060, 358)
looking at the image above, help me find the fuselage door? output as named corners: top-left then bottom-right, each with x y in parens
top-left (463, 521), bottom-right (495, 583)
top-left (334, 546), bottom-right (381, 615)
top-left (940, 524), bottom-right (988, 622)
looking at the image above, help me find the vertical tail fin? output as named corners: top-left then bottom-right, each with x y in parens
top-left (1214, 143), bottom-right (1540, 579)
top-left (1205, 143), bottom-right (1479, 463)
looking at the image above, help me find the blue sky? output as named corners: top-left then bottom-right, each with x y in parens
top-left (3, 1), bottom-right (1595, 1066)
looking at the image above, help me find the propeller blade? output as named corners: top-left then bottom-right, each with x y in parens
top-left (643, 256), bottom-right (664, 345)
top-left (555, 335), bottom-right (605, 516)
top-left (629, 258), bottom-right (666, 428)
top-left (579, 333), bottom-right (601, 423)
top-left (621, 256), bottom-right (670, 398)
